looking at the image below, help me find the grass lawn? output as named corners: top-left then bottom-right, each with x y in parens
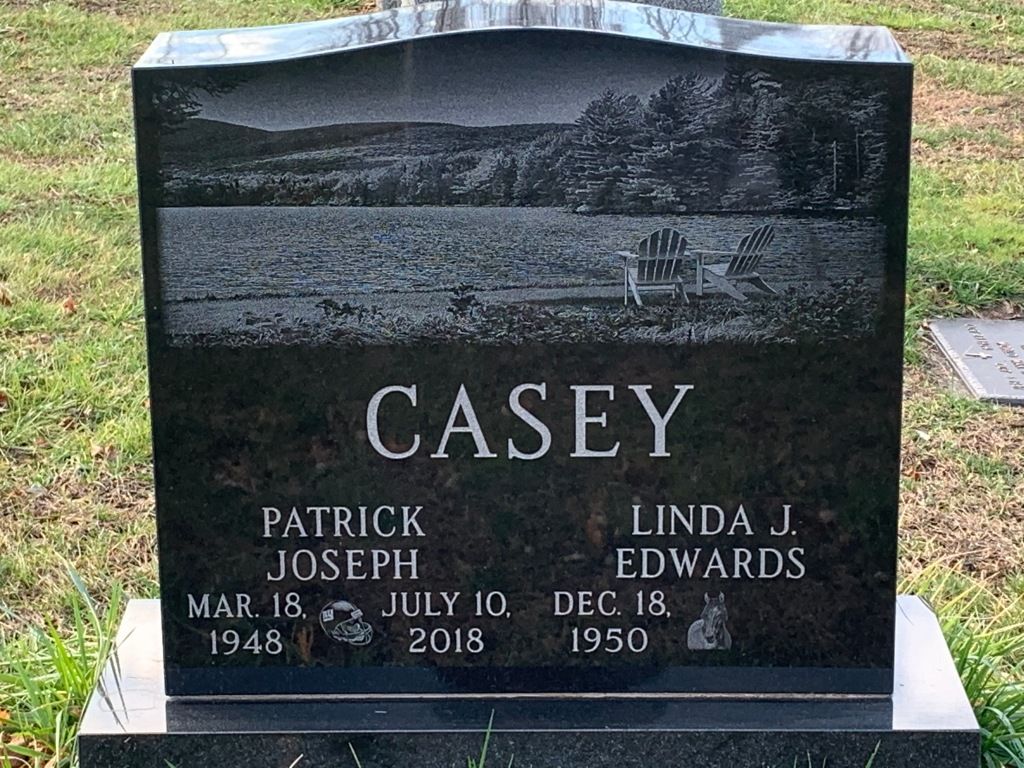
top-left (1, 0), bottom-right (1023, 765)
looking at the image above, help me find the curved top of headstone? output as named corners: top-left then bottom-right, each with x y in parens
top-left (136, 0), bottom-right (910, 69)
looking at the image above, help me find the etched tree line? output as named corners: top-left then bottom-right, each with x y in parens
top-left (164, 64), bottom-right (889, 213)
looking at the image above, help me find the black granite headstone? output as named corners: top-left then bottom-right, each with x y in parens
top-left (78, 4), bottom-right (982, 766)
top-left (129, 0), bottom-right (916, 699)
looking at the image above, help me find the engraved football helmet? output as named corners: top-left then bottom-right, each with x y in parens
top-left (320, 599), bottom-right (374, 646)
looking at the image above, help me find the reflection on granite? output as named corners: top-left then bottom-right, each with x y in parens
top-left (136, 0), bottom-right (909, 69)
top-left (378, 0), bottom-right (725, 16)
top-left (640, 0), bottom-right (723, 14)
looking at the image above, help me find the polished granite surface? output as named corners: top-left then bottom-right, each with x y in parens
top-left (134, 0), bottom-right (913, 700)
top-left (136, 0), bottom-right (910, 69)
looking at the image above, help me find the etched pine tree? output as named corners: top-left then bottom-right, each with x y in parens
top-left (842, 82), bottom-right (887, 208)
top-left (489, 150), bottom-right (518, 205)
top-left (719, 66), bottom-right (785, 209)
top-left (567, 91), bottom-right (644, 213)
top-left (451, 152), bottom-right (500, 206)
top-left (622, 129), bottom-right (680, 213)
top-left (513, 132), bottom-right (571, 206)
top-left (775, 77), bottom-right (887, 209)
top-left (638, 74), bottom-right (725, 211)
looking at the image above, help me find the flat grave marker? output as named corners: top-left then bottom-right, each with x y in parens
top-left (929, 318), bottom-right (1024, 405)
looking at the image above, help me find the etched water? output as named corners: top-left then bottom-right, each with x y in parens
top-left (158, 206), bottom-right (883, 303)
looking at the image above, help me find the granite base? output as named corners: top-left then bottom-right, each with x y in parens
top-left (78, 597), bottom-right (978, 768)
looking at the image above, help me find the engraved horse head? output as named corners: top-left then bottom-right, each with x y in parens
top-left (687, 592), bottom-right (732, 651)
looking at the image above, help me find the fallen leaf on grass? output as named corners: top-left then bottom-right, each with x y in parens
top-left (0, 730), bottom-right (53, 766)
top-left (90, 442), bottom-right (118, 461)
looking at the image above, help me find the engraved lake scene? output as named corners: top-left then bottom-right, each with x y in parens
top-left (151, 33), bottom-right (892, 346)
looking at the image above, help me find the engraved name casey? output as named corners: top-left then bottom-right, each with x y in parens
top-left (366, 383), bottom-right (694, 460)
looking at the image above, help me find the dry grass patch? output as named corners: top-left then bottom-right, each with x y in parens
top-left (971, 300), bottom-right (1024, 321)
top-left (911, 75), bottom-right (1024, 164)
top-left (66, 0), bottom-right (161, 14)
top-left (900, 364), bottom-right (1024, 581)
top-left (898, 28), bottom-right (1024, 65)
top-left (913, 135), bottom-right (1024, 165)
top-left (0, 467), bottom-right (156, 627)
top-left (914, 76), bottom-right (1024, 133)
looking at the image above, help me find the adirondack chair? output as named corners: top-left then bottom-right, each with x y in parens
top-left (695, 224), bottom-right (777, 302)
top-left (616, 228), bottom-right (690, 307)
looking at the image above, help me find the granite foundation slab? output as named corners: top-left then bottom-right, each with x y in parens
top-left (79, 596), bottom-right (978, 768)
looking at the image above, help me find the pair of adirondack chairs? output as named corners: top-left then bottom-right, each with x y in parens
top-left (618, 224), bottom-right (776, 306)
